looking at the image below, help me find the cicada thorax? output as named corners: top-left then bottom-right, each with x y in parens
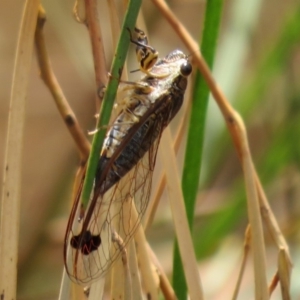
top-left (96, 53), bottom-right (191, 196)
top-left (64, 27), bottom-right (193, 285)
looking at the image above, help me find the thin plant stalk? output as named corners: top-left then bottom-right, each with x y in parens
top-left (58, 268), bottom-right (71, 300)
top-left (128, 240), bottom-right (144, 299)
top-left (35, 6), bottom-right (90, 163)
top-left (88, 277), bottom-right (105, 300)
top-left (111, 230), bottom-right (132, 300)
top-left (235, 112), bottom-right (268, 299)
top-left (110, 191), bottom-right (132, 298)
top-left (160, 130), bottom-right (204, 300)
top-left (232, 225), bottom-right (251, 300)
top-left (106, 0), bottom-right (122, 53)
top-left (84, 0), bottom-right (108, 108)
top-left (0, 1), bottom-right (39, 299)
top-left (147, 244), bottom-right (177, 300)
top-left (132, 205), bottom-right (160, 300)
top-left (277, 248), bottom-right (291, 300)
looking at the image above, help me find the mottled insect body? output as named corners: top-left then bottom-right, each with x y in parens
top-left (64, 28), bottom-right (192, 285)
top-left (98, 49), bottom-right (191, 194)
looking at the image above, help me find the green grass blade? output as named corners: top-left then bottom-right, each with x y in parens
top-left (172, 1), bottom-right (223, 298)
top-left (80, 0), bottom-right (142, 209)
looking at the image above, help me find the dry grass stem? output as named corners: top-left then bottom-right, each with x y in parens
top-left (132, 206), bottom-right (160, 300)
top-left (106, 0), bottom-right (129, 81)
top-left (277, 248), bottom-right (291, 300)
top-left (109, 181), bottom-right (147, 299)
top-left (158, 274), bottom-right (177, 300)
top-left (107, 0), bottom-right (122, 51)
top-left (111, 231), bottom-right (132, 300)
top-left (268, 248), bottom-right (292, 300)
top-left (255, 175), bottom-right (292, 262)
top-left (128, 240), bottom-right (144, 299)
top-left (0, 1), bottom-right (39, 299)
top-left (110, 192), bottom-right (132, 299)
top-left (232, 225), bottom-right (251, 300)
top-left (84, 0), bottom-right (108, 106)
top-left (269, 271), bottom-right (279, 298)
top-left (89, 277), bottom-right (105, 300)
top-left (58, 269), bottom-right (71, 300)
top-left (234, 113), bottom-right (268, 299)
top-left (35, 6), bottom-right (90, 162)
top-left (160, 129), bottom-right (204, 300)
top-left (111, 254), bottom-right (127, 299)
top-left (147, 244), bottom-right (177, 300)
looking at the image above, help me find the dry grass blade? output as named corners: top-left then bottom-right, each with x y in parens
top-left (128, 240), bottom-right (144, 299)
top-left (133, 206), bottom-right (160, 300)
top-left (147, 244), bottom-right (177, 300)
top-left (233, 113), bottom-right (268, 299)
top-left (107, 0), bottom-right (122, 51)
top-left (267, 247), bottom-right (291, 300)
top-left (109, 197), bottom-right (159, 299)
top-left (111, 231), bottom-right (132, 300)
top-left (255, 175), bottom-right (292, 262)
top-left (0, 1), bottom-right (39, 299)
top-left (106, 0), bottom-right (130, 82)
top-left (84, 0), bottom-right (108, 106)
top-left (232, 225), bottom-right (251, 300)
top-left (277, 248), bottom-right (291, 300)
top-left (160, 129), bottom-right (204, 300)
top-left (269, 271), bottom-right (280, 298)
top-left (110, 199), bottom-right (132, 300)
top-left (58, 269), bottom-right (71, 300)
top-left (89, 277), bottom-right (105, 300)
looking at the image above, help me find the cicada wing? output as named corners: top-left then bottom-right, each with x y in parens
top-left (64, 186), bottom-right (114, 285)
top-left (64, 153), bottom-right (158, 285)
top-left (64, 97), bottom-right (169, 285)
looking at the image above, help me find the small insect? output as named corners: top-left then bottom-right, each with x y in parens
top-left (64, 28), bottom-right (192, 285)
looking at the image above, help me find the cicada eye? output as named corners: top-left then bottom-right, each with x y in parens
top-left (180, 61), bottom-right (192, 77)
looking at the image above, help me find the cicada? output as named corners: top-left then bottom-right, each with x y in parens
top-left (64, 28), bottom-right (192, 285)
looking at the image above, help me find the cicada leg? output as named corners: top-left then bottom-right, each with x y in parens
top-left (115, 80), bottom-right (154, 115)
top-left (118, 79), bottom-right (153, 93)
top-left (128, 28), bottom-right (169, 78)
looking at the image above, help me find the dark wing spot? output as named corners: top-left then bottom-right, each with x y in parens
top-left (70, 230), bottom-right (101, 255)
